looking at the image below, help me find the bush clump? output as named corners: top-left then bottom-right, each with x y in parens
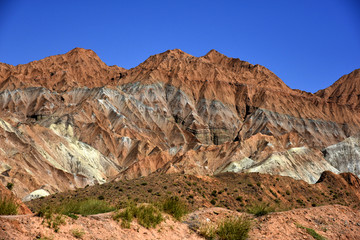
top-left (199, 217), bottom-right (251, 240)
top-left (296, 223), bottom-right (326, 240)
top-left (6, 182), bottom-right (14, 190)
top-left (59, 199), bottom-right (116, 216)
top-left (37, 199), bottom-right (116, 220)
top-left (71, 228), bottom-right (85, 239)
top-left (36, 207), bottom-right (65, 232)
top-left (113, 202), bottom-right (163, 229)
top-left (247, 203), bottom-right (274, 217)
top-left (0, 197), bottom-right (18, 215)
top-left (162, 196), bottom-right (188, 221)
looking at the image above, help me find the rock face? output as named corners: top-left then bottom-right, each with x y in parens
top-left (0, 48), bottom-right (360, 198)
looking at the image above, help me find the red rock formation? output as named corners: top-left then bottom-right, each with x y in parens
top-left (0, 48), bottom-right (125, 91)
top-left (0, 48), bottom-right (359, 198)
top-left (316, 69), bottom-right (360, 109)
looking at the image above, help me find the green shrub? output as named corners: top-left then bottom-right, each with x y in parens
top-left (296, 224), bottom-right (326, 240)
top-left (236, 196), bottom-right (243, 202)
top-left (162, 196), bottom-right (188, 221)
top-left (199, 217), bottom-right (251, 240)
top-left (97, 195), bottom-right (105, 200)
top-left (71, 228), bottom-right (85, 239)
top-left (136, 205), bottom-right (163, 228)
top-left (60, 199), bottom-right (115, 216)
top-left (217, 217), bottom-right (251, 240)
top-left (0, 197), bottom-right (18, 215)
top-left (113, 202), bottom-right (136, 228)
top-left (37, 199), bottom-right (116, 219)
top-left (51, 215), bottom-right (65, 232)
top-left (199, 222), bottom-right (217, 239)
top-left (6, 182), bottom-right (14, 190)
top-left (247, 203), bottom-right (274, 217)
top-left (37, 207), bottom-right (65, 233)
top-left (113, 202), bottom-right (163, 229)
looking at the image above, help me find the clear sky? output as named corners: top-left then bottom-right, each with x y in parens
top-left (0, 0), bottom-right (359, 93)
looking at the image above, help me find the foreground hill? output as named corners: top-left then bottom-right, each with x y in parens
top-left (1, 171), bottom-right (358, 240)
top-left (1, 205), bottom-right (359, 240)
top-left (27, 171), bottom-right (360, 214)
top-left (0, 48), bottom-right (359, 200)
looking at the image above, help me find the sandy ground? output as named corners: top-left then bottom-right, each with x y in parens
top-left (0, 213), bottom-right (202, 240)
top-left (250, 205), bottom-right (360, 240)
top-left (1, 205), bottom-right (360, 239)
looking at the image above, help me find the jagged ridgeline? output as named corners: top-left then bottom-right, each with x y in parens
top-left (0, 48), bottom-right (360, 200)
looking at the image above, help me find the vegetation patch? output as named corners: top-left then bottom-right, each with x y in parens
top-left (71, 228), bottom-right (85, 239)
top-left (36, 207), bottom-right (65, 233)
top-left (199, 216), bottom-right (251, 240)
top-left (0, 196), bottom-right (18, 215)
top-left (6, 182), bottom-right (14, 190)
top-left (296, 223), bottom-right (327, 240)
top-left (162, 196), bottom-right (188, 221)
top-left (59, 199), bottom-right (115, 216)
top-left (113, 202), bottom-right (163, 229)
top-left (35, 199), bottom-right (115, 231)
top-left (247, 203), bottom-right (274, 217)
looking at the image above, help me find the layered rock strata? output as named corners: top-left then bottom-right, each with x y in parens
top-left (0, 48), bottom-right (359, 197)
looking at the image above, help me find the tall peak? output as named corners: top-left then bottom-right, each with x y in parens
top-left (205, 49), bottom-right (225, 57)
top-left (161, 49), bottom-right (193, 58)
top-left (202, 49), bottom-right (228, 63)
top-left (65, 47), bottom-right (98, 58)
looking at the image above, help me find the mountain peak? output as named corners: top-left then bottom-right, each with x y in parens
top-left (202, 49), bottom-right (228, 64)
top-left (205, 49), bottom-right (226, 57)
top-left (161, 49), bottom-right (193, 58)
top-left (65, 47), bottom-right (100, 60)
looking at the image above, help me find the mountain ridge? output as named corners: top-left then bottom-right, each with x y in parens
top-left (0, 48), bottom-right (360, 201)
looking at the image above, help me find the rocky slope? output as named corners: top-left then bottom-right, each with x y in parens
top-left (6, 170), bottom-right (360, 240)
top-left (0, 48), bottom-right (360, 199)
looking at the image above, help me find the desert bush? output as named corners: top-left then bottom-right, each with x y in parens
top-left (37, 207), bottom-right (65, 233)
top-left (247, 203), bottom-right (274, 217)
top-left (199, 222), bottom-right (217, 239)
top-left (37, 199), bottom-right (115, 221)
top-left (59, 199), bottom-right (116, 216)
top-left (236, 196), bottom-right (243, 202)
top-left (162, 196), bottom-right (188, 221)
top-left (217, 217), bottom-right (252, 240)
top-left (113, 202), bottom-right (136, 228)
top-left (199, 217), bottom-right (251, 240)
top-left (0, 196), bottom-right (18, 215)
top-left (71, 228), bottom-right (85, 239)
top-left (136, 205), bottom-right (163, 228)
top-left (6, 182), bottom-right (14, 190)
top-left (113, 202), bottom-right (163, 229)
top-left (296, 224), bottom-right (326, 240)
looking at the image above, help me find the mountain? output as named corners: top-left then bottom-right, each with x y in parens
top-left (0, 48), bottom-right (359, 200)
top-left (316, 69), bottom-right (360, 109)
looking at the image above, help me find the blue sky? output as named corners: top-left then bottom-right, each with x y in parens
top-left (0, 0), bottom-right (359, 92)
